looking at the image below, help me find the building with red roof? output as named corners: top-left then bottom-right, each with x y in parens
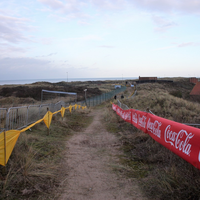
top-left (190, 82), bottom-right (200, 96)
top-left (190, 77), bottom-right (199, 84)
top-left (190, 82), bottom-right (200, 101)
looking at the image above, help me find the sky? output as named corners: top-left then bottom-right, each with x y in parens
top-left (0, 0), bottom-right (200, 80)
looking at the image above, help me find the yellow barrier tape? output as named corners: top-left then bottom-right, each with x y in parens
top-left (43, 111), bottom-right (53, 129)
top-left (0, 104), bottom-right (86, 166)
top-left (61, 107), bottom-right (65, 117)
top-left (82, 106), bottom-right (87, 110)
top-left (69, 105), bottom-right (73, 113)
top-left (0, 130), bottom-right (21, 166)
top-left (128, 86), bottom-right (136, 98)
top-left (53, 109), bottom-right (61, 115)
top-left (21, 119), bottom-right (43, 133)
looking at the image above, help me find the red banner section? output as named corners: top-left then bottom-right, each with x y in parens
top-left (112, 104), bottom-right (200, 170)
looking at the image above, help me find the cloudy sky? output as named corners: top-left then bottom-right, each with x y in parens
top-left (1, 0), bottom-right (200, 80)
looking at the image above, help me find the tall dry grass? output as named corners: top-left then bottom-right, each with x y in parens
top-left (124, 82), bottom-right (200, 124)
top-left (0, 109), bottom-right (93, 199)
top-left (104, 80), bottom-right (200, 200)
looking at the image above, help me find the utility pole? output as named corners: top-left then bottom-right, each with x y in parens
top-left (84, 89), bottom-right (87, 106)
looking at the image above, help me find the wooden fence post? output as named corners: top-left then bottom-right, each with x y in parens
top-left (3, 130), bottom-right (7, 174)
top-left (61, 105), bottom-right (64, 121)
top-left (47, 107), bottom-right (50, 135)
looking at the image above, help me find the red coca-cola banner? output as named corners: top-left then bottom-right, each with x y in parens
top-left (115, 106), bottom-right (132, 124)
top-left (112, 103), bottom-right (200, 170)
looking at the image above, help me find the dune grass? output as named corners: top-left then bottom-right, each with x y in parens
top-left (0, 109), bottom-right (93, 199)
top-left (104, 80), bottom-right (200, 200)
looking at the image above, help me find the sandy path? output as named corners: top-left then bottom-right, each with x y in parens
top-left (58, 109), bottom-right (147, 200)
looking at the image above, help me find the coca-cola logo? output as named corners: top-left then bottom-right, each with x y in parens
top-left (123, 111), bottom-right (131, 121)
top-left (112, 104), bottom-right (117, 111)
top-left (117, 108), bottom-right (121, 115)
top-left (132, 113), bottom-right (137, 124)
top-left (147, 118), bottom-right (162, 138)
top-left (138, 114), bottom-right (146, 128)
top-left (164, 125), bottom-right (194, 156)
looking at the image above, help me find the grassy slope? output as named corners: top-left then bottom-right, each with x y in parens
top-left (104, 79), bottom-right (200, 200)
top-left (0, 109), bottom-right (93, 199)
top-left (0, 80), bottom-right (115, 107)
top-left (1, 78), bottom-right (200, 199)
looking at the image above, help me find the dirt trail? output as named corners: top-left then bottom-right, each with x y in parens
top-left (58, 109), bottom-right (147, 200)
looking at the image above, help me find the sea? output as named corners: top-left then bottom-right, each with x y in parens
top-left (0, 77), bottom-right (138, 85)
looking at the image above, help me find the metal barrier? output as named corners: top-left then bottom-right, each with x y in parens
top-left (128, 85), bottom-right (137, 99)
top-left (117, 100), bottom-right (200, 128)
top-left (117, 100), bottom-right (129, 110)
top-left (0, 86), bottom-right (126, 133)
top-left (27, 105), bottom-right (41, 125)
top-left (6, 106), bottom-right (28, 130)
top-left (0, 108), bottom-right (7, 132)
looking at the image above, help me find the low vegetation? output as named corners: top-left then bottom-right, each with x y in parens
top-left (0, 80), bottom-right (119, 107)
top-left (124, 81), bottom-right (200, 124)
top-left (104, 78), bottom-right (200, 200)
top-left (0, 109), bottom-right (93, 199)
top-left (0, 83), bottom-right (102, 105)
top-left (1, 77), bottom-right (199, 199)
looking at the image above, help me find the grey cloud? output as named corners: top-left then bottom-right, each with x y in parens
top-left (38, 0), bottom-right (126, 22)
top-left (38, 0), bottom-right (92, 22)
top-left (38, 0), bottom-right (200, 14)
top-left (39, 0), bottom-right (65, 10)
top-left (152, 15), bottom-right (177, 32)
top-left (90, 0), bottom-right (127, 10)
top-left (0, 57), bottom-right (52, 79)
top-left (0, 14), bottom-right (30, 43)
top-left (0, 43), bottom-right (27, 57)
top-left (129, 0), bottom-right (200, 14)
top-left (0, 57), bottom-right (51, 67)
top-left (38, 0), bottom-right (81, 14)
top-left (38, 0), bottom-right (126, 12)
top-left (156, 42), bottom-right (200, 50)
top-left (177, 42), bottom-right (200, 48)
top-left (48, 52), bottom-right (57, 56)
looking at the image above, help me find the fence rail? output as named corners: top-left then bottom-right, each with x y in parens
top-left (117, 99), bottom-right (200, 128)
top-left (0, 86), bottom-right (126, 133)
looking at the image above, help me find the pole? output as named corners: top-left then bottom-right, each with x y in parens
top-left (3, 130), bottom-right (7, 174)
top-left (85, 91), bottom-right (87, 107)
top-left (41, 90), bottom-right (43, 103)
top-left (47, 107), bottom-right (50, 135)
top-left (4, 130), bottom-right (6, 166)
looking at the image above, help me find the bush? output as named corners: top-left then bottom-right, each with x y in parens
top-left (170, 90), bottom-right (182, 98)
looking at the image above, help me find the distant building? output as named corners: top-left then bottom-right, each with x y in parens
top-left (190, 82), bottom-right (200, 96)
top-left (137, 76), bottom-right (157, 83)
top-left (139, 76), bottom-right (157, 81)
top-left (190, 77), bottom-right (198, 84)
top-left (190, 82), bottom-right (200, 101)
top-left (136, 76), bottom-right (173, 84)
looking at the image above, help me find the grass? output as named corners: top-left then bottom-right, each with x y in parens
top-left (1, 77), bottom-right (199, 199)
top-left (103, 79), bottom-right (200, 200)
top-left (0, 108), bottom-right (93, 199)
top-left (123, 82), bottom-right (200, 124)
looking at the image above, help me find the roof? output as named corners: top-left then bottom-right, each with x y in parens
top-left (190, 82), bottom-right (200, 96)
top-left (139, 76), bottom-right (157, 80)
